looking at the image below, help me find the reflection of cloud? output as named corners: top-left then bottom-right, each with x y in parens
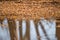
top-left (22, 20), bottom-right (26, 38)
top-left (30, 20), bottom-right (37, 40)
top-left (0, 19), bottom-right (10, 40)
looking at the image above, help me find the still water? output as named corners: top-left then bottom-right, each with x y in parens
top-left (0, 18), bottom-right (57, 40)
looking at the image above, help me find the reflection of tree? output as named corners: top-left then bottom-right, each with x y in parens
top-left (34, 20), bottom-right (40, 40)
top-left (39, 21), bottom-right (50, 40)
top-left (0, 18), bottom-right (56, 40)
top-left (38, 18), bottom-right (56, 40)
